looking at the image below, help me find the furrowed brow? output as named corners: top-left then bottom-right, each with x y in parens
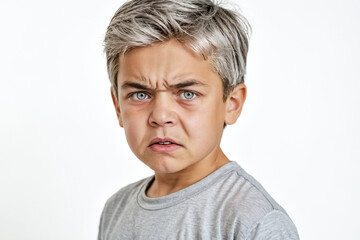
top-left (170, 80), bottom-right (206, 89)
top-left (120, 79), bottom-right (206, 91)
top-left (121, 82), bottom-right (151, 90)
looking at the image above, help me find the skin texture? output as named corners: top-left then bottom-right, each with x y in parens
top-left (112, 40), bottom-right (246, 198)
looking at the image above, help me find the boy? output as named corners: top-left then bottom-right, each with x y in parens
top-left (99, 0), bottom-right (299, 239)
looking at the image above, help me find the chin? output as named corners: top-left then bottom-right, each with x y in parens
top-left (145, 158), bottom-right (185, 174)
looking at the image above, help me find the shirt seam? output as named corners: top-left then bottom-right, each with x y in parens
top-left (234, 170), bottom-right (277, 210)
top-left (243, 209), bottom-right (285, 240)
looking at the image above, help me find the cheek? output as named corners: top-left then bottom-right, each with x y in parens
top-left (122, 108), bottom-right (147, 148)
top-left (182, 101), bottom-right (224, 139)
top-left (183, 111), bottom-right (223, 157)
top-left (186, 98), bottom-right (224, 122)
top-left (124, 124), bottom-right (138, 147)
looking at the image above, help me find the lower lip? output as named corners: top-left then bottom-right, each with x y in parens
top-left (149, 144), bottom-right (181, 153)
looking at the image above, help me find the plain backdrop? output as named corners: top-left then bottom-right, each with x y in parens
top-left (1, 0), bottom-right (359, 239)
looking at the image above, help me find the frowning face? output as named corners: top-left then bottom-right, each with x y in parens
top-left (113, 40), bottom-right (245, 175)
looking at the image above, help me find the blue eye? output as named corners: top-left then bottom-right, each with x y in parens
top-left (132, 92), bottom-right (150, 100)
top-left (180, 91), bottom-right (197, 100)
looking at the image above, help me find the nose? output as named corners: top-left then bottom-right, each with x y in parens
top-left (148, 93), bottom-right (177, 127)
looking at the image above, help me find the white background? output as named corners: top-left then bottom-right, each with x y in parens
top-left (1, 0), bottom-right (359, 239)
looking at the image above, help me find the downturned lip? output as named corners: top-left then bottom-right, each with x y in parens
top-left (148, 137), bottom-right (181, 147)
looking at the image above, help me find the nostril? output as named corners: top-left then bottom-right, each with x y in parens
top-left (150, 120), bottom-right (174, 127)
top-left (151, 120), bottom-right (159, 126)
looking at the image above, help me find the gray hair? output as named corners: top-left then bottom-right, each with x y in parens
top-left (104, 0), bottom-right (251, 101)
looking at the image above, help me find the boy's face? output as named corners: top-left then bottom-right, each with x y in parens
top-left (113, 40), bottom-right (245, 175)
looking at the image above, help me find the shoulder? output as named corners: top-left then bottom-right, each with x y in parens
top-left (245, 210), bottom-right (300, 240)
top-left (220, 163), bottom-right (284, 216)
top-left (217, 162), bottom-right (299, 239)
top-left (102, 176), bottom-right (151, 213)
top-left (98, 177), bottom-right (152, 239)
top-left (231, 163), bottom-right (283, 211)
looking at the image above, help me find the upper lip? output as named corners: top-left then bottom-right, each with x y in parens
top-left (148, 137), bottom-right (181, 147)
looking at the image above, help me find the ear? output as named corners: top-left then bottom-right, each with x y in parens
top-left (224, 83), bottom-right (247, 125)
top-left (111, 88), bottom-right (123, 128)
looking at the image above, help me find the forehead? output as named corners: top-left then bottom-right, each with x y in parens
top-left (117, 40), bottom-right (220, 87)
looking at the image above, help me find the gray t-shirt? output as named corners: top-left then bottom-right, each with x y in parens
top-left (98, 161), bottom-right (299, 239)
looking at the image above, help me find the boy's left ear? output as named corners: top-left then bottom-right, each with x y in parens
top-left (224, 83), bottom-right (247, 125)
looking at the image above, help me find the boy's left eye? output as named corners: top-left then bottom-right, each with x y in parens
top-left (179, 91), bottom-right (197, 100)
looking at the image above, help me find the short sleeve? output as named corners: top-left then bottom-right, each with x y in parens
top-left (245, 210), bottom-right (300, 240)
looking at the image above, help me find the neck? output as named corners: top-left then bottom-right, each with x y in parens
top-left (146, 148), bottom-right (230, 198)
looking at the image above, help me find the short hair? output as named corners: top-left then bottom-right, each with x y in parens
top-left (104, 0), bottom-right (251, 101)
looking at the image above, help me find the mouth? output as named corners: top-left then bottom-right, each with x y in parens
top-left (148, 138), bottom-right (182, 147)
top-left (148, 138), bottom-right (183, 152)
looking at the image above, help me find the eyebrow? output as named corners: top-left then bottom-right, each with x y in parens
top-left (121, 82), bottom-right (150, 90)
top-left (170, 80), bottom-right (205, 89)
top-left (121, 79), bottom-right (206, 90)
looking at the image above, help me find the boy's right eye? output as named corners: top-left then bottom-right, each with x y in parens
top-left (130, 92), bottom-right (150, 101)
